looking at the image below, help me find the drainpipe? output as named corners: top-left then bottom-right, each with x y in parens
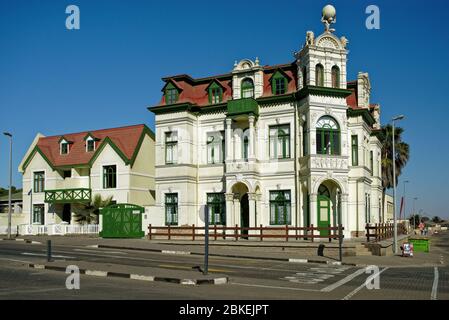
top-left (196, 114), bottom-right (200, 227)
top-left (294, 101), bottom-right (299, 233)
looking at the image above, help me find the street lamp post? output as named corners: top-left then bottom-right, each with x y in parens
top-left (3, 132), bottom-right (13, 239)
top-left (402, 180), bottom-right (409, 221)
top-left (392, 115), bottom-right (404, 255)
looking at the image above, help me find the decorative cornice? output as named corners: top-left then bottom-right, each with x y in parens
top-left (296, 85), bottom-right (352, 100)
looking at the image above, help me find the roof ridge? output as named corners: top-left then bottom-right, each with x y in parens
top-left (40, 124), bottom-right (146, 139)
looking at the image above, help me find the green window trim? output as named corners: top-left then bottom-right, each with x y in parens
top-left (207, 132), bottom-right (225, 164)
top-left (86, 139), bottom-right (95, 152)
top-left (316, 116), bottom-right (340, 156)
top-left (271, 72), bottom-right (287, 95)
top-left (208, 82), bottom-right (223, 104)
top-left (241, 78), bottom-right (254, 99)
top-left (351, 135), bottom-right (359, 166)
top-left (270, 190), bottom-right (291, 225)
top-left (33, 204), bottom-right (45, 225)
top-left (165, 82), bottom-right (179, 105)
top-left (269, 125), bottom-right (291, 159)
top-left (103, 165), bottom-right (117, 189)
top-left (165, 131), bottom-right (178, 164)
top-left (315, 64), bottom-right (324, 87)
top-left (207, 193), bottom-right (226, 225)
top-left (33, 171), bottom-right (45, 193)
top-left (165, 193), bottom-right (178, 226)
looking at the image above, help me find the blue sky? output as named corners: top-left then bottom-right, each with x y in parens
top-left (1, 0), bottom-right (448, 218)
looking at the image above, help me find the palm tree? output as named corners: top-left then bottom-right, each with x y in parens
top-left (379, 124), bottom-right (410, 219)
top-left (74, 194), bottom-right (113, 225)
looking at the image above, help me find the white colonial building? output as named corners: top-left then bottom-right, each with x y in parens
top-left (149, 6), bottom-right (383, 238)
top-left (17, 124), bottom-right (155, 227)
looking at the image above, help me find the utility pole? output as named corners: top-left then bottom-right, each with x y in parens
top-left (3, 132), bottom-right (13, 239)
top-left (392, 115), bottom-right (404, 255)
top-left (402, 180), bottom-right (409, 221)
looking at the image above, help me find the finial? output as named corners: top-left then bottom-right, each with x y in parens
top-left (234, 60), bottom-right (238, 67)
top-left (255, 57), bottom-right (260, 65)
top-left (321, 4), bottom-right (336, 33)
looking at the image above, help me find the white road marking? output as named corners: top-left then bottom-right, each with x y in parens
top-left (431, 267), bottom-right (439, 300)
top-left (232, 282), bottom-right (321, 292)
top-left (321, 268), bottom-right (366, 292)
top-left (21, 252), bottom-right (75, 259)
top-left (341, 267), bottom-right (389, 300)
top-left (73, 249), bottom-right (128, 255)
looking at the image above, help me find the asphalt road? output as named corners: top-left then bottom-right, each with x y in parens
top-left (0, 232), bottom-right (448, 300)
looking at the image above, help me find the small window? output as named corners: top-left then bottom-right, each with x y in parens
top-left (33, 204), bottom-right (45, 225)
top-left (208, 83), bottom-right (223, 104)
top-left (242, 129), bottom-right (249, 160)
top-left (165, 193), bottom-right (178, 226)
top-left (33, 172), bottom-right (45, 193)
top-left (87, 139), bottom-right (95, 152)
top-left (165, 132), bottom-right (178, 164)
top-left (351, 135), bottom-right (359, 166)
top-left (207, 193), bottom-right (226, 225)
top-left (315, 64), bottom-right (324, 87)
top-left (270, 190), bottom-right (291, 225)
top-left (241, 78), bottom-right (254, 98)
top-left (302, 122), bottom-right (308, 156)
top-left (331, 66), bottom-right (340, 88)
top-left (207, 132), bottom-right (224, 164)
top-left (272, 72), bottom-right (287, 95)
top-left (302, 66), bottom-right (307, 87)
top-left (269, 125), bottom-right (290, 159)
top-left (103, 165), bottom-right (117, 189)
top-left (63, 170), bottom-right (72, 179)
top-left (165, 83), bottom-right (179, 104)
top-left (61, 142), bottom-right (69, 155)
top-left (370, 151), bottom-right (374, 175)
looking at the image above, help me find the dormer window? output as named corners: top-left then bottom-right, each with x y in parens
top-left (59, 139), bottom-right (69, 155)
top-left (208, 82), bottom-right (223, 104)
top-left (241, 78), bottom-right (254, 98)
top-left (165, 83), bottom-right (179, 105)
top-left (87, 138), bottom-right (95, 152)
top-left (271, 72), bottom-right (287, 95)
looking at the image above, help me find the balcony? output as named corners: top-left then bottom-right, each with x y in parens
top-left (45, 188), bottom-right (92, 204)
top-left (227, 98), bottom-right (259, 118)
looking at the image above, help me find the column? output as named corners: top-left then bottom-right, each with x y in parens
top-left (248, 193), bottom-right (257, 233)
top-left (225, 193), bottom-right (234, 226)
top-left (341, 194), bottom-right (350, 239)
top-left (310, 193), bottom-right (318, 233)
top-left (248, 115), bottom-right (255, 160)
top-left (226, 118), bottom-right (233, 161)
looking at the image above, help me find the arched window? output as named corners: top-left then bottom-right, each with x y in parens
top-left (242, 130), bottom-right (249, 160)
top-left (315, 64), bottom-right (324, 86)
top-left (302, 67), bottom-right (307, 87)
top-left (316, 116), bottom-right (340, 155)
top-left (331, 66), bottom-right (340, 88)
top-left (241, 78), bottom-right (254, 98)
top-left (318, 185), bottom-right (331, 198)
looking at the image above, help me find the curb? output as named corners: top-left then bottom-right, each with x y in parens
top-left (97, 244), bottom-right (357, 267)
top-left (27, 263), bottom-right (228, 286)
top-left (0, 238), bottom-right (41, 245)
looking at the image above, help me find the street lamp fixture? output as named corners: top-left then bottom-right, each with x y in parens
top-left (3, 132), bottom-right (13, 239)
top-left (391, 115), bottom-right (405, 255)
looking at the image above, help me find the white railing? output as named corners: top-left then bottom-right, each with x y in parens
top-left (11, 224), bottom-right (99, 236)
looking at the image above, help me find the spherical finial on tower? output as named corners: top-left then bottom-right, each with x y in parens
top-left (321, 4), bottom-right (337, 32)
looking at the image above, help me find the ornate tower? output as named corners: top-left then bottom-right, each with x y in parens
top-left (295, 4), bottom-right (348, 90)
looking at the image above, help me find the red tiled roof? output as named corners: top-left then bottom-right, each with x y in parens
top-left (36, 124), bottom-right (147, 167)
top-left (158, 63), bottom-right (298, 107)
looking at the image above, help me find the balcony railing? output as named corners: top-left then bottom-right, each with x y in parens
top-left (45, 188), bottom-right (92, 204)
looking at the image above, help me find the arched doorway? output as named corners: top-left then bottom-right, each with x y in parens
top-left (240, 194), bottom-right (249, 238)
top-left (317, 181), bottom-right (342, 236)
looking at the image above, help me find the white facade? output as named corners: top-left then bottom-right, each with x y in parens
top-left (150, 16), bottom-right (384, 239)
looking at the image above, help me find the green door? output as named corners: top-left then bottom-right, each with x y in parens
top-left (317, 195), bottom-right (331, 236)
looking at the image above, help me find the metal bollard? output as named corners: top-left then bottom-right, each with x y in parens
top-left (47, 240), bottom-right (53, 262)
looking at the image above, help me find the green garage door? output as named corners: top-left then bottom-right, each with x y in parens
top-left (100, 204), bottom-right (145, 238)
